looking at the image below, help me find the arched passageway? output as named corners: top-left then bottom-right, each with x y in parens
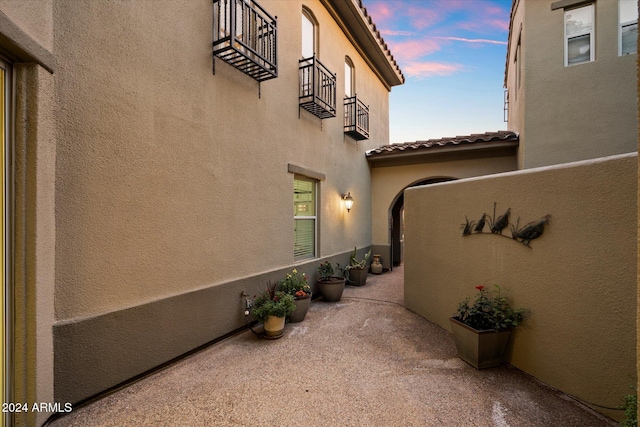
top-left (388, 177), bottom-right (455, 268)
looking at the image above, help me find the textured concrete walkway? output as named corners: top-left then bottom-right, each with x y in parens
top-left (47, 266), bottom-right (615, 426)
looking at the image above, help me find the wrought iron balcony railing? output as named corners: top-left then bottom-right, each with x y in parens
top-left (299, 56), bottom-right (336, 119)
top-left (344, 95), bottom-right (370, 140)
top-left (212, 0), bottom-right (277, 82)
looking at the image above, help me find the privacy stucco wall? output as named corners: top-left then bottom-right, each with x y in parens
top-left (404, 153), bottom-right (637, 419)
top-left (506, 0), bottom-right (637, 168)
top-left (370, 151), bottom-right (517, 269)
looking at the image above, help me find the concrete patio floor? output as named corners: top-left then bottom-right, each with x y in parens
top-left (47, 265), bottom-right (616, 426)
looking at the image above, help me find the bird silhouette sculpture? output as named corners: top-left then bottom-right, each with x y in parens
top-left (513, 215), bottom-right (551, 247)
top-left (474, 213), bottom-right (487, 233)
top-left (490, 208), bottom-right (511, 235)
top-left (462, 204), bottom-right (551, 249)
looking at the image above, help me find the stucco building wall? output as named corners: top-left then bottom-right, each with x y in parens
top-left (506, 0), bottom-right (637, 169)
top-left (404, 153), bottom-right (637, 419)
top-left (1, 0), bottom-right (401, 409)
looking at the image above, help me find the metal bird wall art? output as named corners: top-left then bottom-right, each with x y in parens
top-left (461, 203), bottom-right (551, 248)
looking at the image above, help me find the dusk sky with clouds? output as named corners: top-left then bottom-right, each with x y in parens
top-left (361, 0), bottom-right (513, 143)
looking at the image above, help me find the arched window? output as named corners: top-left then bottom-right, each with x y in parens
top-left (302, 8), bottom-right (318, 58)
top-left (344, 56), bottom-right (354, 97)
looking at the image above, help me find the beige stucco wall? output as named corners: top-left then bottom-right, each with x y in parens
top-left (405, 153), bottom-right (637, 419)
top-left (1, 0), bottom-right (397, 409)
top-left (505, 0), bottom-right (525, 167)
top-left (0, 0), bottom-right (53, 51)
top-left (36, 0), bottom-right (391, 404)
top-left (52, 0), bottom-right (386, 321)
top-left (506, 0), bottom-right (637, 169)
top-left (370, 151), bottom-right (517, 268)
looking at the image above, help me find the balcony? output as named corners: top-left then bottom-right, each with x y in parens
top-left (299, 56), bottom-right (337, 119)
top-left (344, 95), bottom-right (370, 140)
top-left (212, 0), bottom-right (277, 82)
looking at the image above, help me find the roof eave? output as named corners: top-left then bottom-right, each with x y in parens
top-left (367, 140), bottom-right (519, 162)
top-left (322, 0), bottom-right (404, 89)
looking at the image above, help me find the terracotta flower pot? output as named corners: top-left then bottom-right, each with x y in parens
top-left (289, 294), bottom-right (311, 323)
top-left (449, 317), bottom-right (511, 369)
top-left (263, 315), bottom-right (286, 337)
top-left (317, 277), bottom-right (346, 302)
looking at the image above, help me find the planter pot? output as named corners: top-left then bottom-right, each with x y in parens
top-left (347, 266), bottom-right (369, 286)
top-left (263, 315), bottom-right (286, 337)
top-left (371, 255), bottom-right (383, 274)
top-left (289, 294), bottom-right (311, 323)
top-left (449, 317), bottom-right (511, 369)
top-left (318, 277), bottom-right (346, 302)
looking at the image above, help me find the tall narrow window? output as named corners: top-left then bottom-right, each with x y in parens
top-left (564, 4), bottom-right (594, 66)
top-left (294, 175), bottom-right (316, 260)
top-left (345, 57), bottom-right (354, 97)
top-left (619, 0), bottom-right (638, 56)
top-left (301, 9), bottom-right (316, 59)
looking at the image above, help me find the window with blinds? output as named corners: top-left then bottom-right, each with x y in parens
top-left (294, 175), bottom-right (316, 260)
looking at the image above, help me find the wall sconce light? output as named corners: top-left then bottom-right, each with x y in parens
top-left (342, 192), bottom-right (354, 212)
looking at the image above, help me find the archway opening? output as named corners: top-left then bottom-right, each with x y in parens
top-left (389, 177), bottom-right (456, 268)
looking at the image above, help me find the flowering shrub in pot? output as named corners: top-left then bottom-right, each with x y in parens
top-left (450, 285), bottom-right (525, 369)
top-left (279, 269), bottom-right (312, 323)
top-left (252, 281), bottom-right (295, 337)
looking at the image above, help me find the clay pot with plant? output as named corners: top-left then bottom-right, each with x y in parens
top-left (251, 281), bottom-right (296, 337)
top-left (317, 261), bottom-right (346, 302)
top-left (450, 285), bottom-right (525, 369)
top-left (279, 268), bottom-right (312, 323)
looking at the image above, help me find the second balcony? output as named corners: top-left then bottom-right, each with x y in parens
top-left (299, 56), bottom-right (336, 120)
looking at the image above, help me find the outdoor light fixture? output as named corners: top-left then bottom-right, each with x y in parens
top-left (342, 192), bottom-right (354, 212)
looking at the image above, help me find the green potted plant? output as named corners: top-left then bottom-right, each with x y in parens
top-left (450, 285), bottom-right (525, 369)
top-left (252, 281), bottom-right (296, 337)
top-left (317, 261), bottom-right (346, 302)
top-left (343, 247), bottom-right (371, 287)
top-left (279, 268), bottom-right (312, 323)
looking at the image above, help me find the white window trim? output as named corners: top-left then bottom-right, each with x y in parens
top-left (564, 3), bottom-right (595, 66)
top-left (619, 0), bottom-right (638, 56)
top-left (345, 56), bottom-right (354, 98)
top-left (293, 175), bottom-right (318, 261)
top-left (302, 7), bottom-right (318, 59)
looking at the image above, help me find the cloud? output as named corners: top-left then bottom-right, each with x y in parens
top-left (388, 39), bottom-right (441, 62)
top-left (433, 36), bottom-right (508, 46)
top-left (406, 6), bottom-right (442, 30)
top-left (365, 2), bottom-right (394, 26)
top-left (380, 29), bottom-right (417, 37)
top-left (403, 61), bottom-right (465, 78)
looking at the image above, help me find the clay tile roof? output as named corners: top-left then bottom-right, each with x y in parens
top-left (366, 130), bottom-right (519, 158)
top-left (354, 0), bottom-right (405, 85)
top-left (324, 0), bottom-right (404, 87)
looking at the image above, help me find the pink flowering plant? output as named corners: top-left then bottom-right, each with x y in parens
top-left (453, 285), bottom-right (525, 331)
top-left (279, 269), bottom-right (311, 300)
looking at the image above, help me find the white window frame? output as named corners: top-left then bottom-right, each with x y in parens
top-left (619, 0), bottom-right (638, 56)
top-left (564, 4), bottom-right (595, 66)
top-left (293, 175), bottom-right (317, 261)
top-left (301, 8), bottom-right (317, 59)
top-left (344, 57), bottom-right (354, 98)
